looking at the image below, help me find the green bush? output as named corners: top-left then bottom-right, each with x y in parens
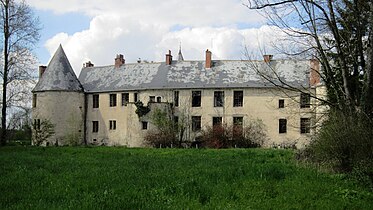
top-left (302, 110), bottom-right (373, 188)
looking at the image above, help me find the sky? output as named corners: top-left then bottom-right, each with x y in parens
top-left (28, 0), bottom-right (286, 75)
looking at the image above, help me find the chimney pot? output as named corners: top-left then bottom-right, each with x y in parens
top-left (84, 61), bottom-right (94, 67)
top-left (38, 65), bottom-right (47, 78)
top-left (205, 49), bottom-right (212, 68)
top-left (115, 54), bottom-right (125, 67)
top-left (263, 55), bottom-right (273, 63)
top-left (166, 50), bottom-right (173, 65)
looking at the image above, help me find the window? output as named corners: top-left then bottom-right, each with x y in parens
top-left (192, 116), bottom-right (201, 131)
top-left (134, 93), bottom-right (138, 102)
top-left (157, 96), bottom-right (161, 103)
top-left (212, 117), bottom-right (222, 127)
top-left (32, 94), bottom-right (37, 108)
top-left (233, 117), bottom-right (243, 136)
top-left (233, 91), bottom-right (243, 107)
top-left (122, 93), bottom-right (129, 106)
top-left (93, 94), bottom-right (99, 108)
top-left (300, 93), bottom-right (310, 108)
top-left (142, 121), bottom-right (148, 130)
top-left (279, 99), bottom-right (284, 108)
top-left (192, 91), bottom-right (201, 107)
top-left (279, 119), bottom-right (287, 133)
top-left (92, 121), bottom-right (99, 133)
top-left (109, 120), bottom-right (116, 130)
top-left (109, 94), bottom-right (117, 107)
top-left (214, 91), bottom-right (224, 107)
top-left (149, 96), bottom-right (155, 102)
top-left (33, 119), bottom-right (40, 130)
top-left (174, 91), bottom-right (179, 107)
top-left (300, 118), bottom-right (311, 134)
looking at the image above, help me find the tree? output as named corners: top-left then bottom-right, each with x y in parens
top-left (0, 0), bottom-right (40, 145)
top-left (245, 0), bottom-right (373, 117)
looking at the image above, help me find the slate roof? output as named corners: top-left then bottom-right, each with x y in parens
top-left (33, 45), bottom-right (84, 92)
top-left (78, 59), bottom-right (312, 93)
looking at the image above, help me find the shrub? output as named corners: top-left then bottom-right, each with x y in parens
top-left (302, 110), bottom-right (373, 188)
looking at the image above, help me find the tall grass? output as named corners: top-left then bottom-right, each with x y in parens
top-left (0, 147), bottom-right (372, 209)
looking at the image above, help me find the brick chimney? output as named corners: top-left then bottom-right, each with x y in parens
top-left (263, 55), bottom-right (273, 63)
top-left (84, 61), bottom-right (94, 68)
top-left (166, 50), bottom-right (172, 65)
top-left (115, 54), bottom-right (125, 67)
top-left (205, 49), bottom-right (212, 68)
top-left (38, 65), bottom-right (47, 78)
top-left (310, 58), bottom-right (321, 86)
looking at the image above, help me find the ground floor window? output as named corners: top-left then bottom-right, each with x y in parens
top-left (279, 119), bottom-right (287, 133)
top-left (142, 121), bottom-right (148, 130)
top-left (92, 121), bottom-right (99, 133)
top-left (109, 120), bottom-right (116, 130)
top-left (192, 116), bottom-right (201, 131)
top-left (212, 117), bottom-right (222, 127)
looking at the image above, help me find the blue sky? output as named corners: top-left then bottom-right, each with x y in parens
top-left (28, 0), bottom-right (283, 74)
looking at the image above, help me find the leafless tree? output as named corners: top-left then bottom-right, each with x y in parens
top-left (0, 0), bottom-right (40, 145)
top-left (244, 0), bottom-right (373, 117)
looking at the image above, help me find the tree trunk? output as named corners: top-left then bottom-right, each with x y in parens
top-left (363, 1), bottom-right (373, 118)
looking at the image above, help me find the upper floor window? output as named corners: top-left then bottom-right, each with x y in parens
top-left (192, 116), bottom-right (201, 131)
top-left (122, 93), bottom-right (129, 106)
top-left (109, 120), bottom-right (116, 130)
top-left (214, 91), bottom-right (224, 107)
top-left (134, 93), bottom-right (138, 102)
top-left (233, 91), bottom-right (243, 107)
top-left (192, 91), bottom-right (201, 107)
top-left (149, 96), bottom-right (155, 102)
top-left (279, 99), bottom-right (285, 108)
top-left (300, 93), bottom-right (310, 108)
top-left (279, 119), bottom-right (287, 133)
top-left (109, 94), bottom-right (117, 107)
top-left (93, 94), bottom-right (99, 108)
top-left (32, 94), bottom-right (37, 108)
top-left (174, 91), bottom-right (179, 107)
top-left (300, 118), bottom-right (311, 134)
top-left (92, 121), bottom-right (99, 133)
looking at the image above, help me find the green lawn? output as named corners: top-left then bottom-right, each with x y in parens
top-left (0, 147), bottom-right (372, 209)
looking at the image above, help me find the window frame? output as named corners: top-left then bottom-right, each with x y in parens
top-left (142, 121), bottom-right (148, 130)
top-left (109, 120), bottom-right (117, 130)
top-left (92, 121), bottom-right (99, 133)
top-left (212, 117), bottom-right (222, 127)
top-left (300, 118), bottom-right (311, 134)
top-left (192, 91), bottom-right (201, 107)
top-left (109, 94), bottom-right (117, 107)
top-left (279, 119), bottom-right (287, 134)
top-left (191, 116), bottom-right (202, 131)
top-left (121, 93), bottom-right (129, 106)
top-left (300, 93), bottom-right (311, 108)
top-left (279, 99), bottom-right (285, 108)
top-left (233, 91), bottom-right (243, 107)
top-left (174, 91), bottom-right (179, 107)
top-left (214, 91), bottom-right (224, 107)
top-left (32, 94), bottom-right (37, 108)
top-left (93, 94), bottom-right (99, 108)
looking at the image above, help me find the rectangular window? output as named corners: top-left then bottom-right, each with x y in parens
top-left (192, 116), bottom-right (201, 131)
top-left (109, 94), bottom-right (117, 107)
top-left (300, 93), bottom-right (310, 108)
top-left (122, 93), bottom-right (129, 106)
top-left (233, 91), bottom-right (243, 107)
top-left (33, 119), bottom-right (41, 130)
top-left (93, 94), bottom-right (99, 108)
top-left (149, 96), bottom-right (155, 102)
top-left (92, 121), bottom-right (99, 133)
top-left (300, 118), bottom-right (311, 134)
top-left (32, 94), bottom-right (37, 108)
top-left (156, 96), bottom-right (161, 103)
top-left (214, 91), bottom-right (224, 107)
top-left (142, 121), bottom-right (148, 130)
top-left (192, 91), bottom-right (201, 107)
top-left (109, 120), bottom-right (116, 130)
top-left (174, 91), bottom-right (179, 107)
top-left (233, 117), bottom-right (243, 137)
top-left (279, 119), bottom-right (287, 133)
top-left (279, 99), bottom-right (284, 108)
top-left (212, 117), bottom-right (222, 127)
top-left (134, 93), bottom-right (138, 102)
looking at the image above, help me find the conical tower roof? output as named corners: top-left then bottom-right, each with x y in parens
top-left (177, 45), bottom-right (184, 61)
top-left (33, 45), bottom-right (83, 92)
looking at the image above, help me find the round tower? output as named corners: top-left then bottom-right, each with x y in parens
top-left (32, 45), bottom-right (85, 146)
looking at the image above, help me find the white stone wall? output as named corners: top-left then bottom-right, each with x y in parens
top-left (85, 87), bottom-right (315, 148)
top-left (32, 91), bottom-right (85, 146)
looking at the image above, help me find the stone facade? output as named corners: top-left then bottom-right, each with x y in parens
top-left (32, 45), bottom-right (323, 148)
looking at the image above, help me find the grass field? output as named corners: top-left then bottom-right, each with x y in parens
top-left (0, 146), bottom-right (372, 209)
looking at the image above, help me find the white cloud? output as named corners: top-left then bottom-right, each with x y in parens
top-left (31, 1), bottom-right (291, 74)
